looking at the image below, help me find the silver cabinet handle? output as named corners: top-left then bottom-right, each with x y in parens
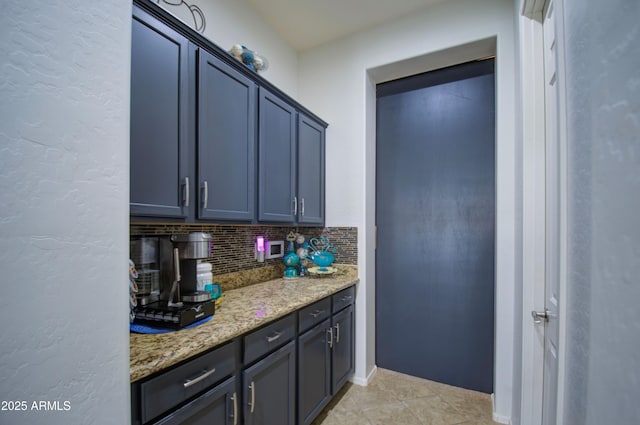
top-left (266, 331), bottom-right (282, 343)
top-left (183, 368), bottom-right (215, 388)
top-left (327, 327), bottom-right (333, 349)
top-left (293, 196), bottom-right (298, 216)
top-left (249, 381), bottom-right (255, 413)
top-left (531, 309), bottom-right (549, 324)
top-left (310, 309), bottom-right (325, 318)
top-left (301, 198), bottom-right (305, 216)
top-left (183, 177), bottom-right (190, 207)
top-left (231, 392), bottom-right (238, 425)
top-left (201, 181), bottom-right (209, 210)
top-left (335, 322), bottom-right (340, 344)
top-left (341, 295), bottom-right (353, 302)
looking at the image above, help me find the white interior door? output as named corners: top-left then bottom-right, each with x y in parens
top-left (537, 1), bottom-right (562, 424)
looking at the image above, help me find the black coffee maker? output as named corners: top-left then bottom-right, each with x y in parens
top-left (133, 232), bottom-right (215, 328)
top-left (169, 232), bottom-right (213, 302)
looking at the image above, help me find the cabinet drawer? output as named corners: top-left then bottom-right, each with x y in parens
top-left (244, 313), bottom-right (296, 364)
top-left (153, 376), bottom-right (236, 425)
top-left (298, 297), bottom-right (331, 333)
top-left (332, 286), bottom-right (355, 313)
top-left (141, 340), bottom-right (236, 423)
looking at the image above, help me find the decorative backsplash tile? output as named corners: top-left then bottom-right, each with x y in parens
top-left (130, 224), bottom-right (357, 283)
top-left (319, 227), bottom-right (358, 265)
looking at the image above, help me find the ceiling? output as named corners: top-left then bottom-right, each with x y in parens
top-left (245, 0), bottom-right (449, 51)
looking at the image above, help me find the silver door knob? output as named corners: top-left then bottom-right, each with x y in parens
top-left (531, 309), bottom-right (549, 324)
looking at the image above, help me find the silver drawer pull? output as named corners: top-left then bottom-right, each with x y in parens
top-left (183, 368), bottom-right (215, 388)
top-left (266, 331), bottom-right (282, 343)
top-left (310, 309), bottom-right (325, 318)
top-left (340, 295), bottom-right (353, 302)
top-left (231, 392), bottom-right (238, 425)
top-left (249, 381), bottom-right (256, 413)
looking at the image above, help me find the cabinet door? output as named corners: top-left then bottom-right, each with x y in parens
top-left (154, 376), bottom-right (238, 425)
top-left (258, 88), bottom-right (297, 223)
top-left (332, 305), bottom-right (355, 394)
top-left (130, 6), bottom-right (190, 218)
top-left (243, 341), bottom-right (296, 425)
top-left (198, 50), bottom-right (256, 221)
top-left (298, 319), bottom-right (331, 425)
top-left (297, 114), bottom-right (326, 225)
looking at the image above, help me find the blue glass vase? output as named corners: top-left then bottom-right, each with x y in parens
top-left (283, 241), bottom-right (300, 279)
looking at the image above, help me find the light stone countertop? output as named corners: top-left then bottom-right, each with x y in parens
top-left (130, 265), bottom-right (359, 383)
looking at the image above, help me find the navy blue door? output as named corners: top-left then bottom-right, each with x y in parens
top-left (375, 59), bottom-right (495, 393)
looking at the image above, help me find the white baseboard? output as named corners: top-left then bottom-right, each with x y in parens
top-left (491, 393), bottom-right (511, 424)
top-left (493, 413), bottom-right (511, 425)
top-left (350, 365), bottom-right (377, 386)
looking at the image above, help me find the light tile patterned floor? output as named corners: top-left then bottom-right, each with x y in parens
top-left (311, 368), bottom-right (501, 425)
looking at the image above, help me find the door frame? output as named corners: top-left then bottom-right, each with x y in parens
top-left (519, 0), bottom-right (569, 423)
top-left (367, 35), bottom-right (518, 422)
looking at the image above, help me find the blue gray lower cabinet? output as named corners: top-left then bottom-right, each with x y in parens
top-left (298, 319), bottom-right (332, 425)
top-left (131, 286), bottom-right (354, 424)
top-left (243, 341), bottom-right (296, 425)
top-left (298, 288), bottom-right (356, 425)
top-left (138, 340), bottom-right (237, 424)
top-left (154, 376), bottom-right (237, 425)
top-left (331, 304), bottom-right (355, 395)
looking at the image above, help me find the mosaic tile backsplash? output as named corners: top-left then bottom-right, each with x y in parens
top-left (130, 224), bottom-right (357, 288)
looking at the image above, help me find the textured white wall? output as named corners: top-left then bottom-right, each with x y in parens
top-left (155, 0), bottom-right (299, 99)
top-left (563, 0), bottom-right (640, 423)
top-left (0, 1), bottom-right (131, 424)
top-left (298, 0), bottom-right (517, 420)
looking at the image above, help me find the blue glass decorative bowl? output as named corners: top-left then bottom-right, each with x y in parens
top-left (310, 252), bottom-right (334, 270)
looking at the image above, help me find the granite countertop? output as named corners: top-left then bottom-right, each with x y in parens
top-left (130, 265), bottom-right (359, 383)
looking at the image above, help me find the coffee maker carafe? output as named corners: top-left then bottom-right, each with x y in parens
top-left (129, 237), bottom-right (160, 306)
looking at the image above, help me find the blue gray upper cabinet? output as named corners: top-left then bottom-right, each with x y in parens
top-left (198, 50), bottom-right (256, 221)
top-left (258, 88), bottom-right (297, 223)
top-left (130, 1), bottom-right (326, 224)
top-left (130, 6), bottom-right (190, 218)
top-left (297, 114), bottom-right (326, 225)
top-left (258, 89), bottom-right (327, 225)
